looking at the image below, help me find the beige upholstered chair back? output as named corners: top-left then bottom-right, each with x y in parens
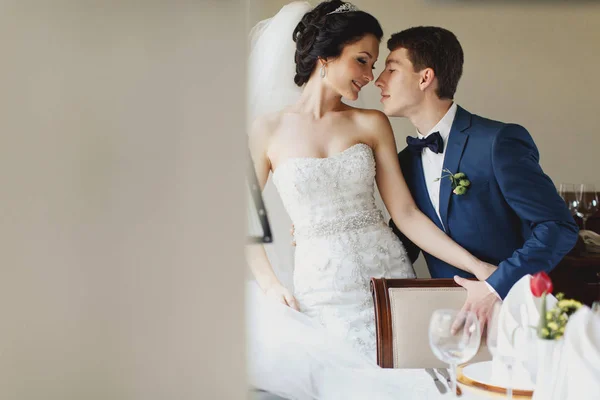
top-left (371, 278), bottom-right (492, 369)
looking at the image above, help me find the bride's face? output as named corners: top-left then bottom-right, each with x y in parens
top-left (323, 34), bottom-right (379, 101)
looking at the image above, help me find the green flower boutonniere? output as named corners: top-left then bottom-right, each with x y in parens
top-left (434, 168), bottom-right (471, 195)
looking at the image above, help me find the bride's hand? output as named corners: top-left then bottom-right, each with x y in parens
top-left (473, 260), bottom-right (497, 281)
top-left (264, 283), bottom-right (300, 311)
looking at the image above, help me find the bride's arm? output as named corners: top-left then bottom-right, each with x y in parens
top-left (365, 111), bottom-right (495, 280)
top-left (247, 116), bottom-right (300, 310)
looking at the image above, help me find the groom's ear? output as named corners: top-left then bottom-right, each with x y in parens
top-left (418, 68), bottom-right (436, 92)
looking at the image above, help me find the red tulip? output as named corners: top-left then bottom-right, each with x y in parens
top-left (530, 271), bottom-right (553, 297)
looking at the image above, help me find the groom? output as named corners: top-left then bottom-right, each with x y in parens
top-left (374, 26), bottom-right (579, 323)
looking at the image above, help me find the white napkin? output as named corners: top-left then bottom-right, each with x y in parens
top-left (553, 306), bottom-right (600, 399)
top-left (492, 275), bottom-right (558, 387)
top-left (579, 230), bottom-right (600, 253)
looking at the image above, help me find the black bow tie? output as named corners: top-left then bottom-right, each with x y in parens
top-left (406, 131), bottom-right (444, 154)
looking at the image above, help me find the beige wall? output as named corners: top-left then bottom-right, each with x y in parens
top-left (250, 0), bottom-right (600, 278)
top-left (0, 3), bottom-right (246, 399)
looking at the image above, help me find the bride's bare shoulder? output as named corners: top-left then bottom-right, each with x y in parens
top-left (249, 111), bottom-right (285, 146)
top-left (250, 108), bottom-right (299, 161)
top-left (345, 107), bottom-right (393, 137)
top-left (251, 111), bottom-right (282, 134)
top-left (347, 107), bottom-right (389, 124)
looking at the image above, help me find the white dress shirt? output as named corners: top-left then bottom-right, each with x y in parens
top-left (417, 102), bottom-right (457, 229)
top-left (417, 102), bottom-right (499, 298)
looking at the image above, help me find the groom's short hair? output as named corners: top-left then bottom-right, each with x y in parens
top-left (387, 26), bottom-right (463, 100)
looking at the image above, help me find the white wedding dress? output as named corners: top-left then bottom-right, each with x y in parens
top-left (273, 143), bottom-right (415, 359)
top-left (247, 143), bottom-right (416, 399)
top-left (246, 3), bottom-right (417, 399)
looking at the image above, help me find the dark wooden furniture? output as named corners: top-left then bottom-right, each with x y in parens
top-left (551, 252), bottom-right (600, 306)
top-left (370, 278), bottom-right (491, 369)
top-left (551, 209), bottom-right (600, 306)
top-left (371, 278), bottom-right (465, 368)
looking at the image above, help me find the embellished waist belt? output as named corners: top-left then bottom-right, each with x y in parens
top-left (294, 209), bottom-right (384, 239)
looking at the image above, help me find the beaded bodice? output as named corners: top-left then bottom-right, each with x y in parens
top-left (272, 143), bottom-right (383, 239)
top-left (269, 142), bottom-right (414, 360)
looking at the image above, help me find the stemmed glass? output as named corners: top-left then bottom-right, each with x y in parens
top-left (576, 184), bottom-right (599, 231)
top-left (486, 301), bottom-right (519, 399)
top-left (559, 183), bottom-right (579, 217)
top-left (429, 309), bottom-right (481, 397)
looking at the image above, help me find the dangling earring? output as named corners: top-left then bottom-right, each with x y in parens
top-left (320, 64), bottom-right (327, 78)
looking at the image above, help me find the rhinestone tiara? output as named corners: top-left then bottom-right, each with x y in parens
top-left (326, 3), bottom-right (359, 15)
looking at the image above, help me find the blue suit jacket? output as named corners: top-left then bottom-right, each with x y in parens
top-left (390, 106), bottom-right (579, 299)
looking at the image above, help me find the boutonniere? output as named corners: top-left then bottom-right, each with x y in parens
top-left (434, 168), bottom-right (471, 195)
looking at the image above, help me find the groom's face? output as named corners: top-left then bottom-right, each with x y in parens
top-left (375, 48), bottom-right (424, 117)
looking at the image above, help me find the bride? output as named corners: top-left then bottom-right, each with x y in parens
top-left (246, 1), bottom-right (495, 398)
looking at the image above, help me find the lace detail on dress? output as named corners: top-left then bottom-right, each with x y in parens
top-left (272, 143), bottom-right (416, 360)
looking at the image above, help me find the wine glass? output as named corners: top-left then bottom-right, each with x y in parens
top-left (559, 183), bottom-right (579, 216)
top-left (429, 309), bottom-right (481, 397)
top-left (576, 184), bottom-right (599, 231)
top-left (486, 302), bottom-right (519, 399)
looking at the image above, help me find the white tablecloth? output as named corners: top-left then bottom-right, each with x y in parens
top-left (321, 368), bottom-right (508, 399)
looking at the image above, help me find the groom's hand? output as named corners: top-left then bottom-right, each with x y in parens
top-left (453, 276), bottom-right (499, 333)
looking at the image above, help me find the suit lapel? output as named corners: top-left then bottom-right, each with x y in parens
top-left (439, 106), bottom-right (472, 232)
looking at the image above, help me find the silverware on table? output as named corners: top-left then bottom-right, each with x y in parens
top-left (436, 368), bottom-right (462, 396)
top-left (425, 368), bottom-right (447, 394)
